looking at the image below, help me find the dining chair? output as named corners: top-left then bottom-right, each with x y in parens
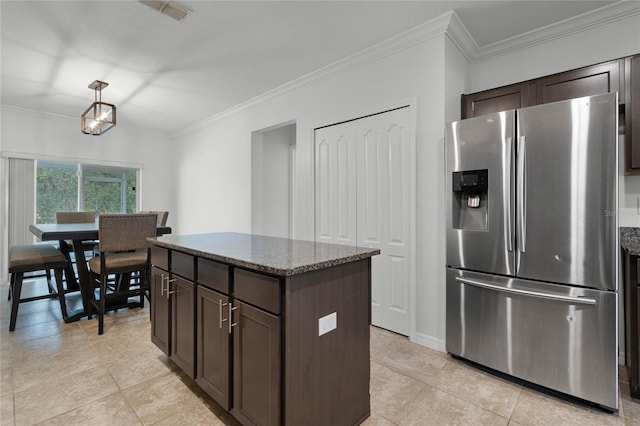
top-left (140, 210), bottom-right (169, 226)
top-left (134, 211), bottom-right (168, 293)
top-left (56, 211), bottom-right (98, 286)
top-left (56, 211), bottom-right (96, 224)
top-left (56, 211), bottom-right (98, 252)
top-left (8, 244), bottom-right (68, 331)
top-left (87, 213), bottom-right (157, 335)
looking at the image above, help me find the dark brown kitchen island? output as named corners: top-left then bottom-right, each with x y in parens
top-left (148, 232), bottom-right (380, 426)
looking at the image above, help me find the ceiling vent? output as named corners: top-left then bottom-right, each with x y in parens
top-left (139, 0), bottom-right (191, 21)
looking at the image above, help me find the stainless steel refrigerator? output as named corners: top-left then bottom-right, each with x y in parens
top-left (445, 92), bottom-right (619, 410)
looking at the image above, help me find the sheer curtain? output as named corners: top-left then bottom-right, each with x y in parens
top-left (1, 157), bottom-right (36, 280)
top-left (8, 158), bottom-right (36, 244)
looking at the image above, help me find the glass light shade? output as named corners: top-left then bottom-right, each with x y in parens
top-left (81, 101), bottom-right (116, 135)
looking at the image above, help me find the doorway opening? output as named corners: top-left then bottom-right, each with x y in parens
top-left (251, 121), bottom-right (296, 238)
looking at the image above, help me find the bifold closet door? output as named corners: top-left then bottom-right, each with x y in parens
top-left (314, 122), bottom-right (358, 247)
top-left (314, 107), bottom-right (410, 335)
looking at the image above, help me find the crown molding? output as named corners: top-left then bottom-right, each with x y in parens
top-left (443, 10), bottom-right (477, 63)
top-left (455, 0), bottom-right (640, 63)
top-left (175, 11), bottom-right (456, 137)
top-left (1, 104), bottom-right (74, 122)
top-left (175, 1), bottom-right (639, 136)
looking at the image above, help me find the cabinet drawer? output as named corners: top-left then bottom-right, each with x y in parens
top-left (198, 258), bottom-right (229, 294)
top-left (234, 269), bottom-right (280, 314)
top-left (151, 246), bottom-right (169, 270)
top-left (173, 251), bottom-right (195, 281)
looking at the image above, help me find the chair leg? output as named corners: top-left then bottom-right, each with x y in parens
top-left (45, 269), bottom-right (55, 294)
top-left (139, 269), bottom-right (146, 309)
top-left (9, 272), bottom-right (24, 332)
top-left (87, 271), bottom-right (96, 320)
top-left (53, 267), bottom-right (69, 321)
top-left (98, 274), bottom-right (106, 335)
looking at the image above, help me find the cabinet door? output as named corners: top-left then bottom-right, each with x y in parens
top-left (232, 301), bottom-right (281, 426)
top-left (171, 275), bottom-right (196, 378)
top-left (196, 286), bottom-right (231, 410)
top-left (150, 266), bottom-right (171, 355)
top-left (462, 82), bottom-right (534, 118)
top-left (537, 60), bottom-right (621, 104)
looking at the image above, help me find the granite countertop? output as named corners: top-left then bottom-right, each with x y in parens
top-left (149, 232), bottom-right (380, 276)
top-left (621, 227), bottom-right (640, 255)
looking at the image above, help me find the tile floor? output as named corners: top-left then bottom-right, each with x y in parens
top-left (1, 278), bottom-right (640, 425)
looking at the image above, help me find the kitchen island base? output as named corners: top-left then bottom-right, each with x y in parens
top-left (149, 233), bottom-right (378, 426)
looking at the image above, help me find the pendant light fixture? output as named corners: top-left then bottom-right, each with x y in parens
top-left (81, 80), bottom-right (116, 135)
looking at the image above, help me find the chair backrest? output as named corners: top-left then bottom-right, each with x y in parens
top-left (56, 211), bottom-right (96, 224)
top-left (140, 210), bottom-right (169, 226)
top-left (98, 214), bottom-right (157, 253)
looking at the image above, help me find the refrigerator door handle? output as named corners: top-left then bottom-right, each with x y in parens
top-left (455, 277), bottom-right (597, 305)
top-left (517, 136), bottom-right (527, 253)
top-left (504, 136), bottom-right (514, 252)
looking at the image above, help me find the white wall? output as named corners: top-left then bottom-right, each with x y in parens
top-left (175, 33), bottom-right (448, 347)
top-left (2, 7), bottom-right (636, 353)
top-left (171, 10), bottom-right (638, 352)
top-left (467, 13), bottom-right (640, 93)
top-left (251, 123), bottom-right (295, 238)
top-left (0, 106), bottom-right (176, 276)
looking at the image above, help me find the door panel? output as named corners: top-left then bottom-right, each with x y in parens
top-left (232, 301), bottom-right (280, 426)
top-left (150, 266), bottom-right (170, 355)
top-left (314, 123), bottom-right (357, 246)
top-left (516, 93), bottom-right (617, 290)
top-left (537, 60), bottom-right (620, 104)
top-left (314, 107), bottom-right (413, 335)
top-left (357, 109), bottom-right (411, 335)
top-left (446, 268), bottom-right (618, 410)
top-left (446, 110), bottom-right (516, 276)
top-left (171, 275), bottom-right (195, 378)
top-left (196, 286), bottom-right (230, 409)
top-left (462, 82), bottom-right (535, 119)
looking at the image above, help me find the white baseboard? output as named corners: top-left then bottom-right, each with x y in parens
top-left (411, 331), bottom-right (446, 353)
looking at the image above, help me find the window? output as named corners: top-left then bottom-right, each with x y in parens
top-left (82, 165), bottom-right (136, 214)
top-left (36, 161), bottom-right (78, 224)
top-left (36, 161), bottom-right (138, 223)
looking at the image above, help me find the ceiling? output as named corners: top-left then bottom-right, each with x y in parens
top-left (0, 0), bottom-right (623, 135)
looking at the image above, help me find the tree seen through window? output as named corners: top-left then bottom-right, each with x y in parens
top-left (36, 161), bottom-right (137, 223)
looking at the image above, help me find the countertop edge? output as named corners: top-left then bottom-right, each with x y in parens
top-left (148, 238), bottom-right (380, 277)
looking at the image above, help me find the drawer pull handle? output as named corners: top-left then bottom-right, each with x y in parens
top-left (228, 303), bottom-right (238, 334)
top-left (160, 274), bottom-right (166, 296)
top-left (456, 277), bottom-right (596, 305)
top-left (219, 299), bottom-right (228, 329)
top-left (165, 277), bottom-right (177, 297)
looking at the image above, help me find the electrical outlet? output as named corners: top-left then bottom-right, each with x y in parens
top-left (318, 312), bottom-right (337, 336)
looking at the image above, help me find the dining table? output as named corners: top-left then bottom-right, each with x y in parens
top-left (29, 222), bottom-right (172, 322)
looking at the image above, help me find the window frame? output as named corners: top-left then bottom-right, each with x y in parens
top-left (33, 157), bottom-right (143, 223)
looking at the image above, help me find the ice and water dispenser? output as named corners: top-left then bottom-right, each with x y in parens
top-left (451, 169), bottom-right (488, 230)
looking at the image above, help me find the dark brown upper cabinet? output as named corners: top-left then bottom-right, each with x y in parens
top-left (537, 60), bottom-right (622, 104)
top-left (462, 81), bottom-right (537, 119)
top-left (461, 56), bottom-right (640, 173)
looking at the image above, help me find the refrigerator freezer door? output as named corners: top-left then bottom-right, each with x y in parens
top-left (516, 93), bottom-right (618, 290)
top-left (446, 111), bottom-right (516, 276)
top-left (446, 268), bottom-right (618, 410)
